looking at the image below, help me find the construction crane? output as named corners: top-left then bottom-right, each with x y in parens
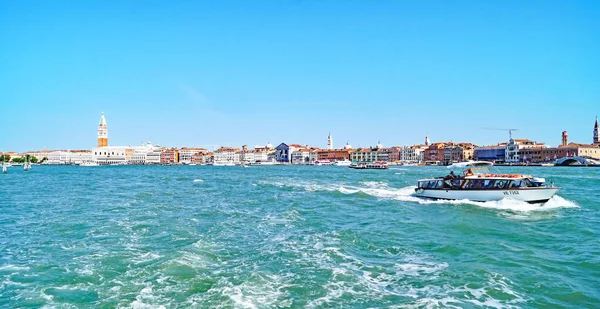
top-left (481, 128), bottom-right (519, 140)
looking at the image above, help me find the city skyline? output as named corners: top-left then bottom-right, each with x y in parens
top-left (3, 112), bottom-right (600, 154)
top-left (1, 1), bottom-right (599, 152)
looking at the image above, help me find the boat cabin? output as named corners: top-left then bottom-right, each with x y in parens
top-left (417, 177), bottom-right (541, 190)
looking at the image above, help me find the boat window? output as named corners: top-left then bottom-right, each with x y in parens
top-left (524, 179), bottom-right (536, 187)
top-left (509, 180), bottom-right (523, 188)
top-left (452, 179), bottom-right (462, 188)
top-left (494, 180), bottom-right (508, 189)
top-left (482, 180), bottom-right (494, 189)
top-left (465, 179), bottom-right (481, 189)
top-left (434, 180), bottom-right (443, 189)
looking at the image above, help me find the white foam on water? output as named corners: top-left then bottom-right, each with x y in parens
top-left (217, 273), bottom-right (294, 309)
top-left (193, 179), bottom-right (204, 183)
top-left (130, 285), bottom-right (167, 309)
top-left (131, 252), bottom-right (161, 265)
top-left (0, 265), bottom-right (30, 273)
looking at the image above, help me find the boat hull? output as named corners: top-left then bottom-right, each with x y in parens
top-left (414, 187), bottom-right (559, 204)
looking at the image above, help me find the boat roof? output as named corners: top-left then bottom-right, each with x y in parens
top-left (447, 161), bottom-right (493, 169)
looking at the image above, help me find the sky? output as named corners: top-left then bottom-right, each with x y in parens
top-left (1, 0), bottom-right (599, 152)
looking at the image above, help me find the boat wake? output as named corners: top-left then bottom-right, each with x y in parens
top-left (256, 179), bottom-right (578, 213)
top-left (193, 179), bottom-right (204, 183)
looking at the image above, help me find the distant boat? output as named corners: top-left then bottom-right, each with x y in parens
top-left (349, 161), bottom-right (389, 169)
top-left (2, 155), bottom-right (7, 174)
top-left (332, 159), bottom-right (352, 166)
top-left (80, 161), bottom-right (99, 167)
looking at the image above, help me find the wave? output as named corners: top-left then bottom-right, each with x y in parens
top-left (193, 179), bottom-right (204, 183)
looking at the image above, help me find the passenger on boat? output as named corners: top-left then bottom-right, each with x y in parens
top-left (465, 168), bottom-right (474, 177)
top-left (444, 171), bottom-right (457, 180)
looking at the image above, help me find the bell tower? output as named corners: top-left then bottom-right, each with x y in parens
top-left (562, 131), bottom-right (568, 147)
top-left (594, 116), bottom-right (599, 145)
top-left (97, 112), bottom-right (108, 147)
top-left (327, 133), bottom-right (333, 150)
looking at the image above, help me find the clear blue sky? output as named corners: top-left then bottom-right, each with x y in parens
top-left (1, 0), bottom-right (598, 152)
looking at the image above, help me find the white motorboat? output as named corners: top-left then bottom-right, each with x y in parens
top-left (80, 161), bottom-right (99, 167)
top-left (314, 160), bottom-right (333, 166)
top-left (332, 159), bottom-right (352, 166)
top-left (414, 161), bottom-right (559, 203)
top-left (253, 160), bottom-right (278, 166)
top-left (213, 162), bottom-right (236, 166)
top-left (349, 161), bottom-right (389, 169)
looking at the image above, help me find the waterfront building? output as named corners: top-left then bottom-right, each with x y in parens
top-left (214, 147), bottom-right (240, 164)
top-left (179, 147), bottom-right (208, 164)
top-left (387, 146), bottom-right (401, 162)
top-left (558, 143), bottom-right (600, 160)
top-left (317, 148), bottom-right (351, 162)
top-left (239, 149), bottom-right (255, 164)
top-left (275, 143), bottom-right (301, 163)
top-left (92, 146), bottom-right (132, 165)
top-left (443, 143), bottom-right (475, 165)
top-left (253, 149), bottom-right (269, 163)
top-left (191, 151), bottom-right (213, 164)
top-left (400, 145), bottom-right (427, 163)
top-left (21, 149), bottom-right (55, 161)
top-left (251, 142), bottom-right (275, 163)
top-left (424, 143), bottom-right (446, 162)
top-left (350, 143), bottom-right (391, 162)
top-left (291, 148), bottom-right (314, 164)
top-left (47, 150), bottom-right (92, 164)
top-left (145, 149), bottom-right (163, 164)
top-left (505, 139), bottom-right (546, 164)
top-left (130, 142), bottom-right (160, 165)
top-left (97, 113), bottom-right (108, 147)
top-left (309, 149), bottom-right (319, 163)
top-left (474, 144), bottom-right (506, 162)
top-left (160, 149), bottom-right (179, 164)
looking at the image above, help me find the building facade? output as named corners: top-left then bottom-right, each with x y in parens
top-left (424, 143), bottom-right (446, 162)
top-left (474, 145), bottom-right (506, 162)
top-left (214, 147), bottom-right (240, 164)
top-left (47, 150), bottom-right (92, 164)
top-left (160, 149), bottom-right (179, 164)
top-left (92, 146), bottom-right (132, 165)
top-left (317, 149), bottom-right (351, 161)
top-left (179, 148), bottom-right (208, 164)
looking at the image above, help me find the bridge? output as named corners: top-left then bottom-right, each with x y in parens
top-left (554, 156), bottom-right (599, 166)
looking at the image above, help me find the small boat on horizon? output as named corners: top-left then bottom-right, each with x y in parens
top-left (414, 161), bottom-right (559, 203)
top-left (80, 161), bottom-right (99, 167)
top-left (349, 161), bottom-right (389, 169)
top-left (332, 159), bottom-right (352, 166)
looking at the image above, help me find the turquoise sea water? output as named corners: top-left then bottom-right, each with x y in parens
top-left (0, 165), bottom-right (598, 308)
